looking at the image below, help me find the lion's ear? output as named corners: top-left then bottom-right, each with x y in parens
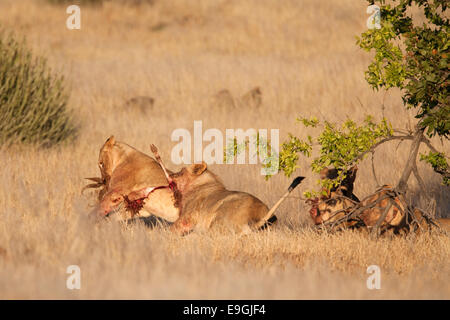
top-left (191, 162), bottom-right (207, 175)
top-left (105, 135), bottom-right (115, 147)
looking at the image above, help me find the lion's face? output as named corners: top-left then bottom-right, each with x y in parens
top-left (99, 191), bottom-right (124, 217)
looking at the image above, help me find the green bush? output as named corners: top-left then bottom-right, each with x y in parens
top-left (0, 31), bottom-right (77, 147)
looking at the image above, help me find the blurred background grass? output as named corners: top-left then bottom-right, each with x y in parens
top-left (0, 0), bottom-right (448, 299)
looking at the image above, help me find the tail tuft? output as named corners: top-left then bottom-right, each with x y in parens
top-left (288, 176), bottom-right (305, 192)
top-left (258, 215), bottom-right (278, 231)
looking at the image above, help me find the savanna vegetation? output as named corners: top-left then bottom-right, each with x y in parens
top-left (0, 31), bottom-right (76, 146)
top-left (0, 0), bottom-right (448, 299)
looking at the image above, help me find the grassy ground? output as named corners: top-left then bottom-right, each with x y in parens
top-left (0, 0), bottom-right (448, 299)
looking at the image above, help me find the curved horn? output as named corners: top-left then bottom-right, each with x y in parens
top-left (81, 177), bottom-right (106, 195)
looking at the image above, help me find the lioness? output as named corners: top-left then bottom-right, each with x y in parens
top-left (84, 136), bottom-right (179, 222)
top-left (145, 145), bottom-right (305, 235)
top-left (211, 89), bottom-right (236, 109)
top-left (124, 96), bottom-right (154, 114)
top-left (169, 162), bottom-right (304, 235)
top-left (210, 87), bottom-right (262, 110)
top-left (240, 87), bottom-right (262, 109)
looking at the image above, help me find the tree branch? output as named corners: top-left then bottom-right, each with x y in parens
top-left (353, 135), bottom-right (414, 163)
top-left (393, 128), bottom-right (410, 135)
top-left (412, 162), bottom-right (431, 201)
top-left (371, 202), bottom-right (392, 237)
top-left (397, 128), bottom-right (424, 193)
top-left (422, 136), bottom-right (446, 157)
top-left (371, 151), bottom-right (380, 187)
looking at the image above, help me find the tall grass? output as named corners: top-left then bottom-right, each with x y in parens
top-left (46, 0), bottom-right (103, 5)
top-left (46, 0), bottom-right (155, 5)
top-left (0, 0), bottom-right (448, 299)
top-left (0, 31), bottom-right (77, 147)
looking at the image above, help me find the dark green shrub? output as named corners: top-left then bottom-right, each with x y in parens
top-left (0, 31), bottom-right (77, 147)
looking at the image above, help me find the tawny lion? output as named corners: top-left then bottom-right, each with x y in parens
top-left (83, 136), bottom-right (179, 222)
top-left (133, 145), bottom-right (305, 235)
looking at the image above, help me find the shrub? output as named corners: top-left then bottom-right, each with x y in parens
top-left (0, 31), bottom-right (77, 147)
top-left (271, 0), bottom-right (449, 194)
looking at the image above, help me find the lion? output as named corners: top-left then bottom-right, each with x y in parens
top-left (83, 136), bottom-right (179, 222)
top-left (210, 87), bottom-right (262, 110)
top-left (240, 86), bottom-right (262, 109)
top-left (211, 89), bottom-right (236, 110)
top-left (145, 145), bottom-right (305, 235)
top-left (123, 96), bottom-right (154, 114)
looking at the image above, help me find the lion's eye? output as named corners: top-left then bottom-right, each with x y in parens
top-left (99, 162), bottom-right (104, 168)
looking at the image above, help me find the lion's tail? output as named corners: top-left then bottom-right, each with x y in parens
top-left (255, 176), bottom-right (305, 229)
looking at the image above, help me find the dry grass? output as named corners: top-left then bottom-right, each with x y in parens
top-left (0, 0), bottom-right (448, 299)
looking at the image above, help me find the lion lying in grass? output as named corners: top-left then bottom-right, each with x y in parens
top-left (143, 144), bottom-right (304, 235)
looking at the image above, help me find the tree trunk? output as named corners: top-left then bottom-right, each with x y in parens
top-left (396, 128), bottom-right (424, 193)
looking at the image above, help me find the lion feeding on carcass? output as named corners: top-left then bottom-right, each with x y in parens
top-left (84, 138), bottom-right (304, 235)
